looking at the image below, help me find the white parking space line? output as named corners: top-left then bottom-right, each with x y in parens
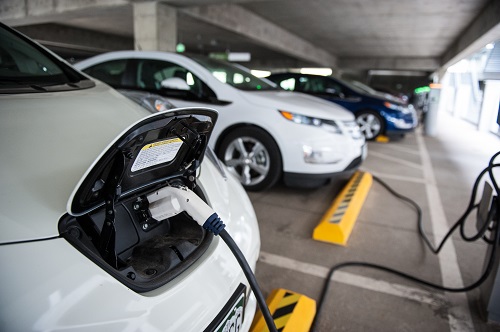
top-left (259, 251), bottom-right (446, 307)
top-left (383, 144), bottom-right (422, 156)
top-left (368, 151), bottom-right (423, 170)
top-left (415, 134), bottom-right (474, 331)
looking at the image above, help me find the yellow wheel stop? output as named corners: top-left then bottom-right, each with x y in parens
top-left (375, 135), bottom-right (390, 143)
top-left (313, 171), bottom-right (372, 245)
top-left (250, 288), bottom-right (316, 332)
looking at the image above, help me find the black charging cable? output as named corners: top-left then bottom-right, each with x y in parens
top-left (311, 151), bottom-right (500, 331)
top-left (202, 217), bottom-right (278, 331)
top-left (219, 229), bottom-right (278, 332)
top-left (166, 185), bottom-right (278, 332)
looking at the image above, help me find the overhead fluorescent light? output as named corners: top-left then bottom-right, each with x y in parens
top-left (368, 70), bottom-right (428, 77)
top-left (209, 52), bottom-right (251, 62)
top-left (300, 68), bottom-right (332, 76)
top-left (227, 52), bottom-right (251, 62)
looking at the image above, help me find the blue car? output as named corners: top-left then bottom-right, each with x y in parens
top-left (267, 73), bottom-right (418, 140)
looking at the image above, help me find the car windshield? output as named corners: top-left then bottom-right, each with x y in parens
top-left (349, 80), bottom-right (378, 95)
top-left (330, 76), bottom-right (372, 95)
top-left (0, 24), bottom-right (82, 90)
top-left (189, 54), bottom-right (278, 91)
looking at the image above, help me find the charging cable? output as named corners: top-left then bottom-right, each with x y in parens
top-left (311, 151), bottom-right (500, 331)
top-left (154, 186), bottom-right (278, 332)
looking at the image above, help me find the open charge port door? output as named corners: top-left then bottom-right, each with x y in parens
top-left (59, 108), bottom-right (218, 293)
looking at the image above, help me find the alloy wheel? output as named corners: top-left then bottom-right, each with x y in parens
top-left (223, 136), bottom-right (271, 186)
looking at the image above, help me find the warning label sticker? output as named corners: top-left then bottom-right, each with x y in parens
top-left (131, 138), bottom-right (183, 172)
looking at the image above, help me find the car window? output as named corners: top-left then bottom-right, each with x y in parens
top-left (189, 54), bottom-right (278, 91)
top-left (136, 59), bottom-right (204, 97)
top-left (298, 76), bottom-right (344, 96)
top-left (83, 59), bottom-right (127, 86)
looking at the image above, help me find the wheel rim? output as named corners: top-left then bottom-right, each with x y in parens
top-left (223, 136), bottom-right (270, 186)
top-left (356, 113), bottom-right (381, 139)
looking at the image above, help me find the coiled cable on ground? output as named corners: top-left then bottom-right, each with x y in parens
top-left (311, 151), bottom-right (500, 331)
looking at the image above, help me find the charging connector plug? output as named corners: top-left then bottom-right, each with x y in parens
top-left (147, 185), bottom-right (225, 234)
top-left (147, 185), bottom-right (277, 332)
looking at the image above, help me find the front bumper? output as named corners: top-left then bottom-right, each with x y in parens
top-left (384, 108), bottom-right (418, 132)
top-left (278, 120), bottom-right (366, 176)
top-left (283, 144), bottom-right (366, 188)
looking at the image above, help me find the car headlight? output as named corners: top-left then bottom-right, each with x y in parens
top-left (383, 101), bottom-right (403, 111)
top-left (119, 89), bottom-right (176, 113)
top-left (302, 144), bottom-right (342, 164)
top-left (342, 120), bottom-right (364, 140)
top-left (279, 110), bottom-right (342, 134)
top-left (383, 101), bottom-right (412, 114)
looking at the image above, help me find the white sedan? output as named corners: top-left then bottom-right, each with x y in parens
top-left (76, 51), bottom-right (366, 191)
top-left (0, 23), bottom-right (259, 332)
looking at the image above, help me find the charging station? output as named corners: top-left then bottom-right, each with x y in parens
top-left (477, 182), bottom-right (500, 323)
top-left (480, 240), bottom-right (500, 323)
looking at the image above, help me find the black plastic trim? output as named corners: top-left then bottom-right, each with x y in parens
top-left (283, 157), bottom-right (361, 188)
top-left (203, 283), bottom-right (246, 332)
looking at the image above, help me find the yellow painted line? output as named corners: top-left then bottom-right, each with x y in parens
top-left (313, 171), bottom-right (372, 246)
top-left (375, 135), bottom-right (390, 143)
top-left (250, 288), bottom-right (316, 332)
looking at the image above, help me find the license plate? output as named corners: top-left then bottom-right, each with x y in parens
top-left (205, 284), bottom-right (246, 332)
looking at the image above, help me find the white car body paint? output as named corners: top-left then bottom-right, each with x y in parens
top-left (0, 82), bottom-right (260, 331)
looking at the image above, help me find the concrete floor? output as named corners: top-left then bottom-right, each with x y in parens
top-left (248, 112), bottom-right (500, 332)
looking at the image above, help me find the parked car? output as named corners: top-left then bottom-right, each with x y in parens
top-left (75, 51), bottom-right (366, 191)
top-left (0, 23), bottom-right (260, 332)
top-left (267, 73), bottom-right (418, 140)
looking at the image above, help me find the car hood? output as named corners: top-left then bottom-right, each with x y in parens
top-left (362, 90), bottom-right (406, 106)
top-left (0, 83), bottom-right (150, 243)
top-left (239, 90), bottom-right (355, 121)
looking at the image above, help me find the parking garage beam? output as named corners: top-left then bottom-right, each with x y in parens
top-left (440, 0), bottom-right (500, 70)
top-left (133, 2), bottom-right (177, 52)
top-left (182, 4), bottom-right (337, 68)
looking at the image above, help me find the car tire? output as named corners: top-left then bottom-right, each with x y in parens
top-left (217, 126), bottom-right (282, 191)
top-left (355, 110), bottom-right (385, 140)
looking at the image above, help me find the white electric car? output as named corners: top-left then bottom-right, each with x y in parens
top-left (75, 51), bottom-right (366, 191)
top-left (0, 24), bottom-right (260, 332)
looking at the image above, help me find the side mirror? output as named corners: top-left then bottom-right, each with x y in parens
top-left (161, 77), bottom-right (190, 91)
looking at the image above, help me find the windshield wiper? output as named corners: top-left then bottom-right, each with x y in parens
top-left (0, 79), bottom-right (48, 91)
top-left (0, 77), bottom-right (94, 93)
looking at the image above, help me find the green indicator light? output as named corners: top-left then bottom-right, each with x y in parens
top-left (176, 43), bottom-right (185, 53)
top-left (414, 86), bottom-right (431, 94)
top-left (256, 85), bottom-right (261, 90)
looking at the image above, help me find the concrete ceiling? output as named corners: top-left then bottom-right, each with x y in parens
top-left (2, 0), bottom-right (500, 75)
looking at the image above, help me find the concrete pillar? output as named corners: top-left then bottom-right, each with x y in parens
top-left (133, 2), bottom-right (177, 52)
